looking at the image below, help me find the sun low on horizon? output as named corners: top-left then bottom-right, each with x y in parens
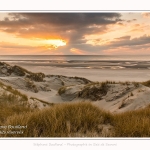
top-left (0, 12), bottom-right (150, 55)
top-left (41, 39), bottom-right (66, 48)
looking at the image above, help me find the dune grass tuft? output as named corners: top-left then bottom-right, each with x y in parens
top-left (0, 92), bottom-right (31, 125)
top-left (0, 81), bottom-right (28, 101)
top-left (1, 102), bottom-right (113, 137)
top-left (58, 86), bottom-right (67, 95)
top-left (112, 105), bottom-right (150, 137)
top-left (142, 80), bottom-right (150, 87)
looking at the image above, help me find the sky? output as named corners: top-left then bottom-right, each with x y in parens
top-left (0, 12), bottom-right (150, 55)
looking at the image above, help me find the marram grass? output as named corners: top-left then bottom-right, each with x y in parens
top-left (1, 101), bottom-right (150, 137)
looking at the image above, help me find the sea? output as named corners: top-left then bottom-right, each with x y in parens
top-left (0, 55), bottom-right (150, 82)
top-left (0, 55), bottom-right (150, 61)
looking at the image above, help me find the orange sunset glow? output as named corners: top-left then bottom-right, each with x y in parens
top-left (41, 39), bottom-right (66, 48)
top-left (0, 12), bottom-right (150, 55)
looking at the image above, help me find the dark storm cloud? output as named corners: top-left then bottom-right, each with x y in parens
top-left (0, 13), bottom-right (121, 38)
top-left (5, 13), bottom-right (121, 27)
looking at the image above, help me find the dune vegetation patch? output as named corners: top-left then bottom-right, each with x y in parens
top-left (0, 100), bottom-right (150, 137)
top-left (112, 105), bottom-right (150, 137)
top-left (30, 97), bottom-right (54, 106)
top-left (1, 102), bottom-right (113, 137)
top-left (58, 86), bottom-right (67, 95)
top-left (0, 92), bottom-right (31, 125)
top-left (78, 82), bottom-right (109, 101)
top-left (142, 80), bottom-right (150, 87)
top-left (0, 81), bottom-right (28, 101)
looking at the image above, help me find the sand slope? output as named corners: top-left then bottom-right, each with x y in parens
top-left (92, 83), bottom-right (150, 113)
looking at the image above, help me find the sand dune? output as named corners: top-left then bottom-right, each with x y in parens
top-left (1, 61), bottom-right (150, 113)
top-left (92, 83), bottom-right (150, 113)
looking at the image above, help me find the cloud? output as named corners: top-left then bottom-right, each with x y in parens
top-left (106, 35), bottom-right (150, 49)
top-left (1, 13), bottom-right (150, 55)
top-left (0, 41), bottom-right (57, 55)
top-left (70, 48), bottom-right (86, 55)
top-left (0, 13), bottom-right (122, 49)
top-left (126, 19), bottom-right (137, 23)
top-left (141, 12), bottom-right (150, 18)
top-left (114, 36), bottom-right (131, 40)
top-left (2, 13), bottom-right (121, 26)
top-left (0, 13), bottom-right (125, 55)
top-left (117, 22), bottom-right (125, 26)
top-left (0, 13), bottom-right (121, 36)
